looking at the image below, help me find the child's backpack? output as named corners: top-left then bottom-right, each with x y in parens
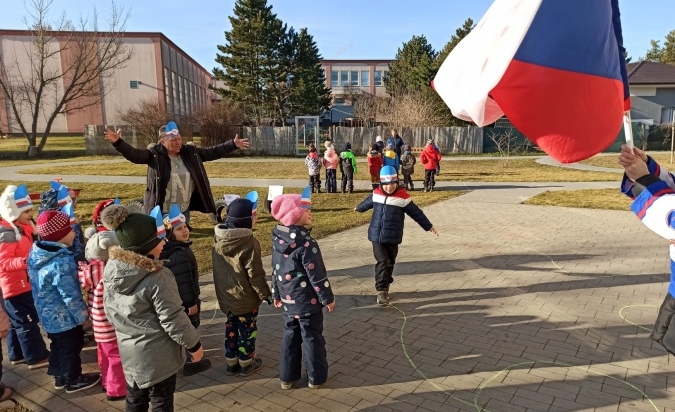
top-left (341, 154), bottom-right (353, 170)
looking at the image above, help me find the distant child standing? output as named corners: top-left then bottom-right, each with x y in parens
top-left (367, 144), bottom-right (383, 190)
top-left (383, 143), bottom-right (400, 172)
top-left (270, 188), bottom-right (335, 389)
top-left (79, 201), bottom-right (126, 401)
top-left (212, 198), bottom-right (271, 377)
top-left (400, 145), bottom-right (416, 191)
top-left (0, 184), bottom-right (50, 370)
top-left (420, 140), bottom-right (442, 192)
top-left (339, 142), bottom-right (357, 193)
top-left (355, 166), bottom-right (438, 305)
top-left (305, 143), bottom-right (322, 193)
top-left (323, 141), bottom-right (339, 193)
top-left (158, 205), bottom-right (208, 376)
top-left (28, 210), bottom-right (101, 393)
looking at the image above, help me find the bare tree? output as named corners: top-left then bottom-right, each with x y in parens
top-left (193, 99), bottom-right (245, 147)
top-left (0, 0), bottom-right (132, 157)
top-left (115, 97), bottom-right (170, 147)
top-left (487, 129), bottom-right (529, 167)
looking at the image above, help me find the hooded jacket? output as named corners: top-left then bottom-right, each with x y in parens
top-left (339, 150), bottom-right (358, 174)
top-left (323, 146), bottom-right (339, 170)
top-left (112, 138), bottom-right (237, 215)
top-left (305, 152), bottom-right (322, 176)
top-left (27, 241), bottom-right (88, 334)
top-left (159, 240), bottom-right (200, 309)
top-left (212, 227), bottom-right (271, 315)
top-left (400, 151), bottom-right (416, 175)
top-left (420, 144), bottom-right (442, 171)
top-left (103, 247), bottom-right (200, 389)
top-left (367, 150), bottom-right (383, 176)
top-left (271, 225), bottom-right (334, 317)
top-left (0, 220), bottom-right (35, 299)
top-left (355, 187), bottom-right (433, 244)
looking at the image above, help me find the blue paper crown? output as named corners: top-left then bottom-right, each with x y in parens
top-left (380, 165), bottom-right (398, 183)
top-left (245, 191), bottom-right (258, 215)
top-left (113, 198), bottom-right (121, 205)
top-left (149, 205), bottom-right (166, 239)
top-left (13, 185), bottom-right (32, 209)
top-left (165, 121), bottom-right (180, 138)
top-left (61, 204), bottom-right (76, 227)
top-left (165, 204), bottom-right (186, 229)
top-left (301, 186), bottom-right (312, 209)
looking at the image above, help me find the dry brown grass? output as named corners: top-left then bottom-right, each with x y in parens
top-left (523, 188), bottom-right (631, 211)
top-left (21, 158), bottom-right (621, 182)
top-left (9, 181), bottom-right (463, 274)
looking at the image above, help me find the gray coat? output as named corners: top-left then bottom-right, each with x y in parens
top-left (103, 247), bottom-right (200, 389)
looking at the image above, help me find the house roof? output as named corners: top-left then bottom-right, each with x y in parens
top-left (627, 61), bottom-right (675, 85)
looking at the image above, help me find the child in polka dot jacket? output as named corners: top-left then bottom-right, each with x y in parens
top-left (270, 188), bottom-right (335, 390)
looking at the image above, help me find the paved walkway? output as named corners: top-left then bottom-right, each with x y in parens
top-left (2, 164), bottom-right (674, 412)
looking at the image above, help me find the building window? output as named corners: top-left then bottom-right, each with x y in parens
top-left (331, 71), bottom-right (338, 87)
top-left (361, 71), bottom-right (370, 87)
top-left (374, 71), bottom-right (383, 86)
top-left (350, 71), bottom-right (359, 86)
top-left (172, 72), bottom-right (179, 114)
top-left (340, 71), bottom-right (349, 87)
top-left (129, 80), bottom-right (139, 89)
top-left (334, 97), bottom-right (345, 105)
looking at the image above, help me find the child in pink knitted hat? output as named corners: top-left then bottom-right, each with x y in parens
top-left (270, 187), bottom-right (335, 390)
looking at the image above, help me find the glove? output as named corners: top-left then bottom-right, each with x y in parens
top-left (264, 296), bottom-right (273, 305)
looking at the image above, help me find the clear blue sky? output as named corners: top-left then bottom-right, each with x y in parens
top-left (0, 0), bottom-right (672, 72)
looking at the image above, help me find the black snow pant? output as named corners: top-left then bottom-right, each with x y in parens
top-left (325, 169), bottom-right (337, 193)
top-left (372, 242), bottom-right (399, 292)
top-left (424, 169), bottom-right (436, 190)
top-left (341, 167), bottom-right (354, 193)
top-left (309, 174), bottom-right (321, 192)
top-left (279, 311), bottom-right (327, 386)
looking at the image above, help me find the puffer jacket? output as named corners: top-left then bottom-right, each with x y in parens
top-left (400, 151), bottom-right (416, 175)
top-left (323, 147), bottom-right (339, 170)
top-left (159, 241), bottom-right (200, 309)
top-left (305, 152), bottom-right (322, 176)
top-left (104, 247), bottom-right (200, 389)
top-left (212, 226), bottom-right (271, 316)
top-left (367, 150), bottom-right (383, 176)
top-left (271, 225), bottom-right (334, 317)
top-left (339, 150), bottom-right (358, 174)
top-left (112, 137), bottom-right (237, 215)
top-left (355, 186), bottom-right (433, 245)
top-left (420, 145), bottom-right (442, 171)
top-left (0, 220), bottom-right (35, 299)
top-left (27, 241), bottom-right (88, 334)
top-left (383, 148), bottom-right (399, 170)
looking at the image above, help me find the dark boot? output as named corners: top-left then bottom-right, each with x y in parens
top-left (183, 359), bottom-right (212, 376)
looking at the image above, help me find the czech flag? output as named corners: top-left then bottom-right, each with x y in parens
top-left (433, 0), bottom-right (630, 164)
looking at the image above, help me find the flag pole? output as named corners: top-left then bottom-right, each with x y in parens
top-left (623, 111), bottom-right (634, 152)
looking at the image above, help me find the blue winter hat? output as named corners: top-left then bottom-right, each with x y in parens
top-left (380, 165), bottom-right (398, 183)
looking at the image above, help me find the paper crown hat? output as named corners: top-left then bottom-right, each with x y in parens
top-left (50, 181), bottom-right (72, 207)
top-left (163, 204), bottom-right (189, 230)
top-left (165, 121), bottom-right (180, 138)
top-left (13, 184), bottom-right (32, 209)
top-left (149, 205), bottom-right (166, 239)
top-left (301, 186), bottom-right (312, 209)
top-left (61, 203), bottom-right (76, 227)
top-left (245, 191), bottom-right (258, 215)
top-left (380, 165), bottom-right (399, 183)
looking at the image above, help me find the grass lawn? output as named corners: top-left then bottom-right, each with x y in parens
top-left (9, 181), bottom-right (463, 274)
top-left (21, 158), bottom-right (621, 182)
top-left (523, 188), bottom-right (631, 211)
top-left (579, 152), bottom-right (675, 169)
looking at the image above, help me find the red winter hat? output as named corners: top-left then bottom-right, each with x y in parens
top-left (92, 199), bottom-right (115, 232)
top-left (37, 211), bottom-right (73, 242)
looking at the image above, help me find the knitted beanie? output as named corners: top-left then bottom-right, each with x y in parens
top-left (271, 194), bottom-right (306, 226)
top-left (225, 199), bottom-right (253, 229)
top-left (38, 189), bottom-right (59, 214)
top-left (100, 205), bottom-right (161, 255)
top-left (376, 136), bottom-right (382, 142)
top-left (344, 142), bottom-right (351, 151)
top-left (36, 211), bottom-right (73, 242)
top-left (0, 185), bottom-right (33, 223)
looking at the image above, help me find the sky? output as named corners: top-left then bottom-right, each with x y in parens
top-left (0, 0), bottom-right (672, 72)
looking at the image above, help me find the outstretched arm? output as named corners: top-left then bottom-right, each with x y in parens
top-left (355, 194), bottom-right (374, 212)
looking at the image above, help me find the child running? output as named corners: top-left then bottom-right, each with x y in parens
top-left (212, 197), bottom-right (271, 376)
top-left (270, 187), bottom-right (335, 389)
top-left (355, 166), bottom-right (438, 305)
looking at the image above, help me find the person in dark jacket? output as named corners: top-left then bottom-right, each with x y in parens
top-left (212, 198), bottom-right (271, 377)
top-left (388, 129), bottom-right (404, 158)
top-left (354, 166), bottom-right (438, 305)
top-left (270, 188), bottom-right (335, 390)
top-left (104, 121), bottom-right (250, 221)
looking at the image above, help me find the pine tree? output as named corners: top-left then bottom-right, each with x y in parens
top-left (287, 28), bottom-right (332, 117)
top-left (644, 30), bottom-right (675, 64)
top-left (214, 0), bottom-right (286, 125)
top-left (434, 18), bottom-right (475, 71)
top-left (384, 35), bottom-right (437, 97)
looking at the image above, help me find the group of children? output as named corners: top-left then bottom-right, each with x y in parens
top-left (306, 134), bottom-right (443, 194)
top-left (0, 153), bottom-right (441, 405)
